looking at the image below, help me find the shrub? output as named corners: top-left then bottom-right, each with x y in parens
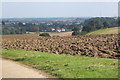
top-left (72, 31), bottom-right (81, 36)
top-left (39, 33), bottom-right (51, 37)
top-left (72, 31), bottom-right (88, 36)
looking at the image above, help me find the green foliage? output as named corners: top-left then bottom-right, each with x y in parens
top-left (72, 31), bottom-right (81, 36)
top-left (103, 21), bottom-right (110, 28)
top-left (2, 27), bottom-right (26, 35)
top-left (72, 27), bottom-right (81, 31)
top-left (2, 21), bottom-right (5, 25)
top-left (82, 25), bottom-right (95, 32)
top-left (118, 17), bottom-right (120, 26)
top-left (2, 17), bottom-right (118, 35)
top-left (18, 22), bottom-right (24, 27)
top-left (82, 17), bottom-right (118, 33)
top-left (1, 49), bottom-right (118, 78)
top-left (72, 27), bottom-right (82, 36)
top-left (39, 33), bottom-right (51, 37)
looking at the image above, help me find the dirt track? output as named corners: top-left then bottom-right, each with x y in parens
top-left (0, 58), bottom-right (49, 78)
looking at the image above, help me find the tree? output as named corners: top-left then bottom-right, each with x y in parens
top-left (94, 18), bottom-right (104, 29)
top-left (10, 29), bottom-right (16, 34)
top-left (18, 22), bottom-right (23, 27)
top-left (20, 28), bottom-right (26, 34)
top-left (2, 30), bottom-right (10, 34)
top-left (103, 21), bottom-right (110, 28)
top-left (72, 27), bottom-right (81, 36)
top-left (82, 17), bottom-right (106, 32)
top-left (72, 27), bottom-right (81, 32)
top-left (118, 17), bottom-right (120, 26)
top-left (82, 24), bottom-right (96, 32)
top-left (2, 21), bottom-right (5, 25)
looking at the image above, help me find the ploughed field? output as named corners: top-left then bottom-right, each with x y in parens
top-left (2, 34), bottom-right (120, 59)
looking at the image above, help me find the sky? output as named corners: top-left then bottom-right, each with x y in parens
top-left (1, 1), bottom-right (118, 18)
top-left (1, 0), bottom-right (120, 2)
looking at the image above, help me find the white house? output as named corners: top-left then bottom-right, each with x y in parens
top-left (57, 29), bottom-right (61, 32)
top-left (61, 28), bottom-right (65, 32)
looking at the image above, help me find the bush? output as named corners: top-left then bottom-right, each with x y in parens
top-left (39, 33), bottom-right (51, 37)
top-left (72, 31), bottom-right (87, 36)
top-left (72, 31), bottom-right (81, 36)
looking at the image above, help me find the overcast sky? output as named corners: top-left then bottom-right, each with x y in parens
top-left (2, 2), bottom-right (118, 18)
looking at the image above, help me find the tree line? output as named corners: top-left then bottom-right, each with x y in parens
top-left (2, 17), bottom-right (118, 35)
top-left (72, 17), bottom-right (118, 35)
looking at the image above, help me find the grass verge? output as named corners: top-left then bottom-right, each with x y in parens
top-left (1, 49), bottom-right (119, 78)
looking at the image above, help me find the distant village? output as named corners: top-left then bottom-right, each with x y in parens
top-left (1, 17), bottom-right (118, 35)
top-left (2, 18), bottom-right (84, 34)
top-left (46, 27), bottom-right (65, 32)
top-left (1, 21), bottom-right (67, 32)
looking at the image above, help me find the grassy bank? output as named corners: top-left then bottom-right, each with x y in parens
top-left (87, 27), bottom-right (120, 35)
top-left (1, 49), bottom-right (119, 78)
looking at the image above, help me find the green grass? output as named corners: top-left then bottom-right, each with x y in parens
top-left (87, 27), bottom-right (120, 35)
top-left (1, 49), bottom-right (119, 78)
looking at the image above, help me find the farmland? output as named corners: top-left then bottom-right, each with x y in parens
top-left (1, 3), bottom-right (119, 79)
top-left (1, 34), bottom-right (119, 78)
top-left (27, 31), bottom-right (73, 37)
top-left (2, 34), bottom-right (119, 59)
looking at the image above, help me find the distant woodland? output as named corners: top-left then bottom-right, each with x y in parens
top-left (1, 17), bottom-right (118, 35)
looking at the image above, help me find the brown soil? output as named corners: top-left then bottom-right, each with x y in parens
top-left (2, 34), bottom-right (120, 59)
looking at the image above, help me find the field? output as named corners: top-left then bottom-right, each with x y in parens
top-left (49, 32), bottom-right (72, 37)
top-left (2, 34), bottom-right (119, 59)
top-left (87, 27), bottom-right (120, 35)
top-left (1, 34), bottom-right (119, 78)
top-left (26, 32), bottom-right (72, 37)
top-left (1, 49), bottom-right (119, 78)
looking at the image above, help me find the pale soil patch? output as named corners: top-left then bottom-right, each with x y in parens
top-left (49, 32), bottom-right (72, 37)
top-left (0, 58), bottom-right (53, 78)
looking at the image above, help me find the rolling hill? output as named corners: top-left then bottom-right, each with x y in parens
top-left (87, 27), bottom-right (120, 35)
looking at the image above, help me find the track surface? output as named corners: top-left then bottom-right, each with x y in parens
top-left (0, 58), bottom-right (48, 78)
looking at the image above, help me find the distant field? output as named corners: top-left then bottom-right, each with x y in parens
top-left (26, 32), bottom-right (72, 37)
top-left (87, 27), bottom-right (120, 35)
top-left (49, 32), bottom-right (72, 37)
top-left (1, 49), bottom-right (119, 78)
top-left (27, 27), bottom-right (119, 36)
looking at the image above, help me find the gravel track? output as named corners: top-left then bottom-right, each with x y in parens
top-left (0, 58), bottom-right (50, 78)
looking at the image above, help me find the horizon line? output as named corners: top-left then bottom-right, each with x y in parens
top-left (1, 16), bottom-right (118, 18)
